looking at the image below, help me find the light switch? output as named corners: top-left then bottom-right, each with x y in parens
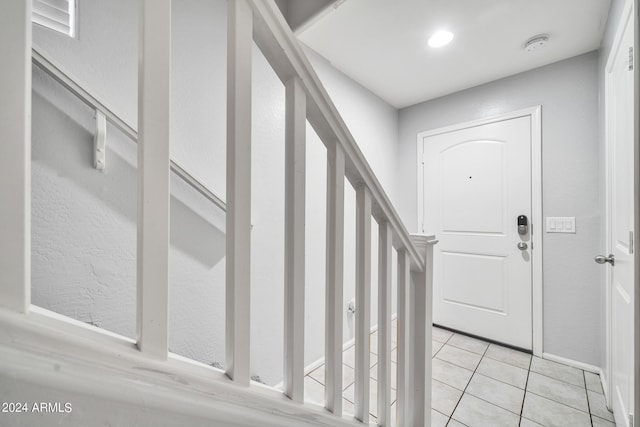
top-left (546, 217), bottom-right (576, 233)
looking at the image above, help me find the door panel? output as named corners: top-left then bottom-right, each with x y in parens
top-left (606, 4), bottom-right (635, 425)
top-left (441, 141), bottom-right (505, 234)
top-left (441, 251), bottom-right (507, 313)
top-left (423, 116), bottom-right (532, 350)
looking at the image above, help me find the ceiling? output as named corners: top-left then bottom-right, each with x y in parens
top-left (297, 0), bottom-right (612, 109)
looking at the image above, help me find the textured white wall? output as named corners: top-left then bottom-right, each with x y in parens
top-left (397, 52), bottom-right (602, 367)
top-left (31, 0), bottom-right (399, 386)
top-left (303, 47), bottom-right (400, 369)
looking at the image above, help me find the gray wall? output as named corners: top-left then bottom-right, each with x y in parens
top-left (397, 52), bottom-right (603, 366)
top-left (31, 0), bottom-right (399, 387)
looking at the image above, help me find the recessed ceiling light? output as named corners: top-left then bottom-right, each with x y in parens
top-left (428, 31), bottom-right (454, 48)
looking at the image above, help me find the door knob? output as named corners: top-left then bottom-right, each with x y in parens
top-left (517, 242), bottom-right (528, 250)
top-left (594, 254), bottom-right (615, 266)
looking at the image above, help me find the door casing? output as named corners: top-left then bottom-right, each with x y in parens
top-left (604, 0), bottom-right (638, 416)
top-left (416, 106), bottom-right (543, 357)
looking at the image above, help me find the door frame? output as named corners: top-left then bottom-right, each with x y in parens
top-left (416, 106), bottom-right (543, 357)
top-left (604, 0), bottom-right (637, 413)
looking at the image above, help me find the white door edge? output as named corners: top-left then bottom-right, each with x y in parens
top-left (604, 0), bottom-right (637, 414)
top-left (635, 0), bottom-right (640, 423)
top-left (416, 106), bottom-right (543, 357)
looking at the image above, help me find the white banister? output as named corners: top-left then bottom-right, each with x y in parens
top-left (409, 235), bottom-right (436, 427)
top-left (248, 0), bottom-right (425, 272)
top-left (377, 221), bottom-right (393, 426)
top-left (354, 185), bottom-right (372, 424)
top-left (0, 0), bottom-right (31, 314)
top-left (325, 141), bottom-right (346, 416)
top-left (396, 249), bottom-right (411, 427)
top-left (136, 0), bottom-right (171, 358)
top-left (226, 0), bottom-right (253, 386)
top-left (284, 76), bottom-right (306, 402)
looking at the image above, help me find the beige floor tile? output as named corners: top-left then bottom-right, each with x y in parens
top-left (588, 390), bottom-right (615, 422)
top-left (476, 357), bottom-right (528, 389)
top-left (448, 333), bottom-right (490, 355)
top-left (343, 345), bottom-right (377, 369)
top-left (447, 419), bottom-right (467, 427)
top-left (370, 333), bottom-right (378, 354)
top-left (432, 340), bottom-right (445, 356)
top-left (370, 361), bottom-right (397, 389)
top-left (431, 409), bottom-right (449, 427)
top-left (435, 344), bottom-right (482, 371)
top-left (304, 376), bottom-right (325, 406)
top-left (522, 392), bottom-right (591, 427)
top-left (432, 326), bottom-right (454, 343)
top-left (343, 378), bottom-right (395, 418)
top-left (466, 373), bottom-right (525, 414)
top-left (520, 417), bottom-right (545, 426)
top-left (530, 357), bottom-right (585, 388)
top-left (526, 372), bottom-right (588, 412)
top-left (585, 371), bottom-right (604, 394)
top-left (308, 365), bottom-right (324, 385)
top-left (432, 357), bottom-right (473, 390)
top-left (484, 343), bottom-right (532, 369)
top-left (308, 363), bottom-right (356, 390)
top-left (342, 398), bottom-right (354, 416)
top-left (432, 379), bottom-right (463, 416)
top-left (592, 415), bottom-right (616, 427)
top-left (451, 393), bottom-right (520, 427)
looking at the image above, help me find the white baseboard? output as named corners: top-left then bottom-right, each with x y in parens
top-left (275, 314), bottom-right (400, 391)
top-left (542, 352), bottom-right (602, 374)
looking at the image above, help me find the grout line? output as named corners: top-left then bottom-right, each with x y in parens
top-left (518, 350), bottom-right (533, 426)
top-left (584, 370), bottom-right (594, 427)
top-left (525, 389), bottom-right (593, 415)
top-left (444, 338), bottom-right (490, 424)
top-left (471, 370), bottom-right (525, 391)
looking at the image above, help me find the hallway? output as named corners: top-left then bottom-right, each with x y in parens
top-left (304, 324), bottom-right (616, 426)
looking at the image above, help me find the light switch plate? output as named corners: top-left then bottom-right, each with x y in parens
top-left (546, 216), bottom-right (576, 233)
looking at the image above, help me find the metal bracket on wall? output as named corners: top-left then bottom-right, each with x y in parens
top-left (94, 110), bottom-right (107, 170)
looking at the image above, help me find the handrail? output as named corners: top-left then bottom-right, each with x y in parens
top-left (31, 46), bottom-right (227, 213)
top-left (249, 1), bottom-right (425, 272)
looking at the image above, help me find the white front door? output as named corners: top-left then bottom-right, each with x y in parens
top-left (605, 2), bottom-right (635, 425)
top-left (422, 115), bottom-right (533, 350)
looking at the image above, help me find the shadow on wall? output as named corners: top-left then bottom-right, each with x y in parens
top-left (32, 66), bottom-right (226, 268)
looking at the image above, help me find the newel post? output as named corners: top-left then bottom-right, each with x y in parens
top-left (408, 234), bottom-right (438, 427)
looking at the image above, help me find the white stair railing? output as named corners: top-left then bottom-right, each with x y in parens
top-left (241, 1), bottom-right (437, 425)
top-left (0, 1), bottom-right (435, 426)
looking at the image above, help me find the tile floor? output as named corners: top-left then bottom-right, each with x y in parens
top-left (304, 323), bottom-right (616, 427)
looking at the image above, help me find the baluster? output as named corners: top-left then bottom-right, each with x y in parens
top-left (396, 249), bottom-right (411, 426)
top-left (408, 235), bottom-right (436, 426)
top-left (284, 76), bottom-right (306, 402)
top-left (377, 221), bottom-right (393, 426)
top-left (325, 141), bottom-right (345, 415)
top-left (137, 0), bottom-right (172, 358)
top-left (226, 0), bottom-right (253, 385)
top-left (355, 185), bottom-right (372, 423)
top-left (0, 0), bottom-right (31, 314)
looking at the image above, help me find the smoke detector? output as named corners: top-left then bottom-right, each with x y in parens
top-left (524, 35), bottom-right (549, 52)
